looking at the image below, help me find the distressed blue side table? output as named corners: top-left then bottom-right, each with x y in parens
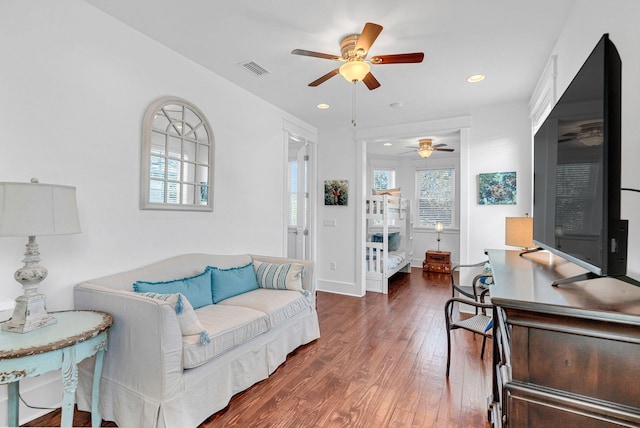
top-left (0, 310), bottom-right (113, 427)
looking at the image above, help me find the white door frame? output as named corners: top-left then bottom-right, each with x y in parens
top-left (355, 116), bottom-right (472, 294)
top-left (283, 120), bottom-right (317, 261)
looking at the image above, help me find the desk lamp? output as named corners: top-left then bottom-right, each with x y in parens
top-left (505, 214), bottom-right (541, 256)
top-left (0, 179), bottom-right (81, 333)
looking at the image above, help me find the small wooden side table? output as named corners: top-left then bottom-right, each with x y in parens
top-left (0, 310), bottom-right (113, 427)
top-left (423, 250), bottom-right (452, 273)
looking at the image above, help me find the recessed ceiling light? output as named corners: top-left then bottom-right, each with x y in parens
top-left (317, 103), bottom-right (330, 109)
top-left (390, 102), bottom-right (404, 109)
top-left (383, 143), bottom-right (392, 146)
top-left (466, 74), bottom-right (485, 83)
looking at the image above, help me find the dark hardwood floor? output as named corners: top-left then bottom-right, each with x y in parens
top-left (25, 268), bottom-right (492, 427)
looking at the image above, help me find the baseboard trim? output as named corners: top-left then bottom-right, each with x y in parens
top-left (317, 279), bottom-right (361, 297)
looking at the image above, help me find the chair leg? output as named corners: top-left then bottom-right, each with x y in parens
top-left (446, 328), bottom-right (452, 377)
top-left (444, 302), bottom-right (452, 377)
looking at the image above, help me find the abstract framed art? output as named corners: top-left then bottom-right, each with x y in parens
top-left (478, 171), bottom-right (516, 205)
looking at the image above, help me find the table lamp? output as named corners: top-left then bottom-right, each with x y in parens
top-left (435, 221), bottom-right (444, 251)
top-left (505, 214), bottom-right (541, 256)
top-left (0, 179), bottom-right (81, 333)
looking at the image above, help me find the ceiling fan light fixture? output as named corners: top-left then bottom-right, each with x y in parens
top-left (577, 122), bottom-right (604, 146)
top-left (339, 60), bottom-right (370, 82)
top-left (418, 148), bottom-right (433, 158)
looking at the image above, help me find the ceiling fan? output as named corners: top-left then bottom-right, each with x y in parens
top-left (402, 138), bottom-right (455, 158)
top-left (291, 22), bottom-right (424, 90)
top-left (558, 121), bottom-right (604, 146)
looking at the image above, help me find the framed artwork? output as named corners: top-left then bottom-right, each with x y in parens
top-left (324, 180), bottom-right (348, 206)
top-left (478, 171), bottom-right (517, 205)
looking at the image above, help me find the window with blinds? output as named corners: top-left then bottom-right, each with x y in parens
top-left (415, 167), bottom-right (455, 227)
top-left (555, 162), bottom-right (598, 233)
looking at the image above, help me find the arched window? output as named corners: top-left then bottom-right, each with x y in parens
top-left (141, 96), bottom-right (214, 211)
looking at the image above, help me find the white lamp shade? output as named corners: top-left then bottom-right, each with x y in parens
top-left (435, 221), bottom-right (444, 233)
top-left (339, 60), bottom-right (371, 82)
top-left (505, 216), bottom-right (534, 249)
top-left (418, 148), bottom-right (433, 158)
top-left (0, 181), bottom-right (81, 237)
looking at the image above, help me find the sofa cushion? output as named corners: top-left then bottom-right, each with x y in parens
top-left (253, 261), bottom-right (304, 291)
top-left (137, 292), bottom-right (210, 345)
top-left (183, 304), bottom-right (268, 369)
top-left (207, 262), bottom-right (259, 303)
top-left (218, 288), bottom-right (312, 329)
top-left (133, 270), bottom-right (213, 309)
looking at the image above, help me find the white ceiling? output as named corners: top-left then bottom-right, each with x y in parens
top-left (84, 0), bottom-right (576, 156)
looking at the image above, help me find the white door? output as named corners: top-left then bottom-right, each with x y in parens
top-left (286, 134), bottom-right (314, 260)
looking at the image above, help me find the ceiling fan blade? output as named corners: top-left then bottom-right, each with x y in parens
top-left (362, 72), bottom-right (381, 90)
top-left (356, 22), bottom-right (383, 54)
top-left (308, 68), bottom-right (340, 87)
top-left (291, 49), bottom-right (342, 61)
top-left (434, 148), bottom-right (455, 152)
top-left (398, 149), bottom-right (419, 155)
top-left (370, 52), bottom-right (425, 64)
top-left (433, 143), bottom-right (448, 148)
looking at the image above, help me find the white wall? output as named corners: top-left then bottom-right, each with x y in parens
top-left (462, 101), bottom-right (534, 263)
top-left (316, 124), bottom-right (361, 295)
top-left (548, 0), bottom-right (640, 279)
top-left (0, 1), bottom-right (314, 423)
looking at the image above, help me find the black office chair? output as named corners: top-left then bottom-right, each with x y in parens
top-left (444, 291), bottom-right (493, 377)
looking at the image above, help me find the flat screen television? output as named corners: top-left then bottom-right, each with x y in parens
top-left (533, 34), bottom-right (633, 286)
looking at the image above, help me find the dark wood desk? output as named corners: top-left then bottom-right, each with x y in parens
top-left (486, 249), bottom-right (640, 427)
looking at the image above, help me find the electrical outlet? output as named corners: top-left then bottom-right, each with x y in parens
top-left (330, 261), bottom-right (337, 270)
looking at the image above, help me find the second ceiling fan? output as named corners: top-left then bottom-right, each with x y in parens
top-left (402, 138), bottom-right (455, 158)
top-left (291, 22), bottom-right (424, 90)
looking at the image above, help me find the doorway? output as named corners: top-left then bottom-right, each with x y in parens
top-left (286, 132), bottom-right (316, 260)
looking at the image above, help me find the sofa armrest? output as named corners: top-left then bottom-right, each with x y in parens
top-left (74, 283), bottom-right (185, 401)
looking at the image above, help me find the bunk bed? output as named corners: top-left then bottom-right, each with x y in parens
top-left (365, 194), bottom-right (413, 294)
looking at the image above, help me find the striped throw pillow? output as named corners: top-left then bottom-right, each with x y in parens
top-left (137, 292), bottom-right (210, 345)
top-left (253, 261), bottom-right (305, 291)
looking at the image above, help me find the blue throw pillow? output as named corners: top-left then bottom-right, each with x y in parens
top-left (208, 262), bottom-right (259, 303)
top-left (388, 232), bottom-right (401, 251)
top-left (371, 232), bottom-right (401, 251)
top-left (133, 269), bottom-right (213, 309)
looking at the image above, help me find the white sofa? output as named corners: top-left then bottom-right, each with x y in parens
top-left (73, 253), bottom-right (320, 428)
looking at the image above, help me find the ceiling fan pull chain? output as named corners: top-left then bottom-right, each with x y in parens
top-left (352, 82), bottom-right (357, 127)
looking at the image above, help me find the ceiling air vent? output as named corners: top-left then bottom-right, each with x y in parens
top-left (238, 60), bottom-right (271, 77)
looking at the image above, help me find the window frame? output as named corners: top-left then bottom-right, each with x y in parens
top-left (288, 160), bottom-right (298, 226)
top-left (414, 166), bottom-right (456, 229)
top-left (141, 96), bottom-right (215, 211)
top-left (372, 168), bottom-right (396, 191)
